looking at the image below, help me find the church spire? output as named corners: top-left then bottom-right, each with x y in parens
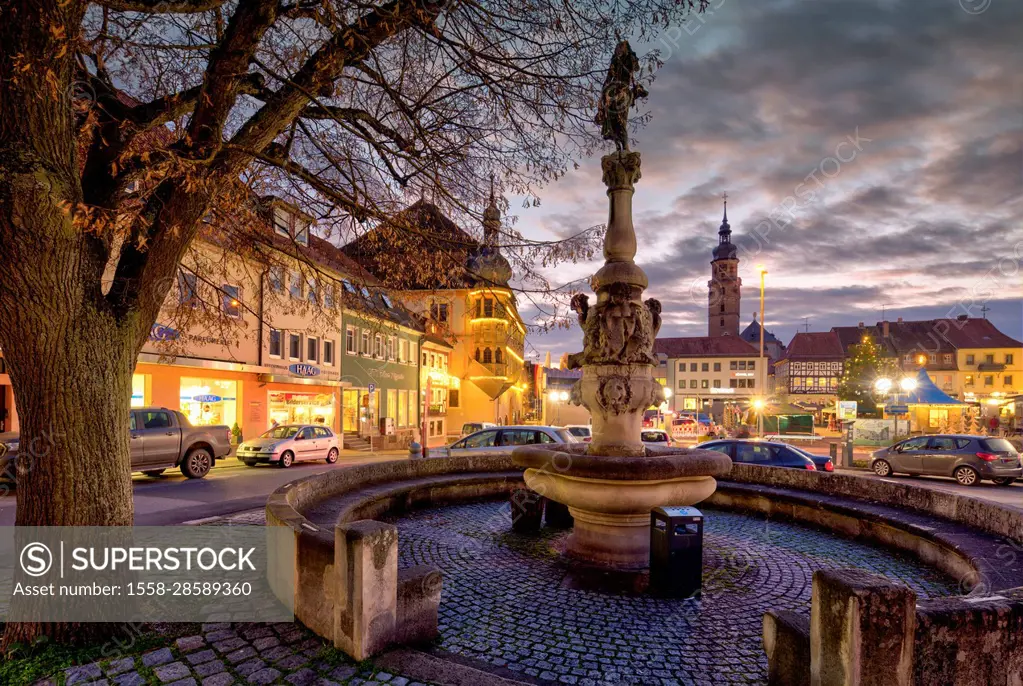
top-left (712, 191), bottom-right (737, 260)
top-left (483, 172), bottom-right (500, 247)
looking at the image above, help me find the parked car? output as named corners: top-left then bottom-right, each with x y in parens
top-left (782, 443), bottom-right (835, 472)
top-left (869, 434), bottom-right (1021, 486)
top-left (564, 425), bottom-right (592, 442)
top-left (641, 429), bottom-right (673, 447)
top-left (236, 424), bottom-right (340, 468)
top-left (460, 421), bottom-right (497, 438)
top-left (433, 425), bottom-right (576, 458)
top-left (700, 439), bottom-right (818, 471)
top-left (0, 408), bottom-right (230, 483)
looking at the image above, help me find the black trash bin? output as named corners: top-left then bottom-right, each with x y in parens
top-left (649, 506), bottom-right (704, 598)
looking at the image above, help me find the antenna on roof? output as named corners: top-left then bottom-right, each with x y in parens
top-left (803, 317), bottom-right (810, 333)
top-left (980, 304), bottom-right (990, 319)
top-left (880, 302), bottom-right (890, 322)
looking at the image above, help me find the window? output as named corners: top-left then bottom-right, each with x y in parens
top-left (475, 348), bottom-right (481, 362)
top-left (306, 336), bottom-right (319, 363)
top-left (965, 374), bottom-right (974, 386)
top-left (398, 390), bottom-right (408, 426)
top-left (423, 351), bottom-right (428, 365)
top-left (901, 437), bottom-right (930, 451)
top-left (306, 277), bottom-right (318, 304)
top-left (323, 340), bottom-right (334, 366)
top-left (483, 298), bottom-right (494, 317)
top-left (748, 378), bottom-right (755, 388)
top-left (929, 437), bottom-right (957, 451)
top-left (360, 329), bottom-right (370, 356)
top-left (375, 334), bottom-right (384, 359)
top-left (449, 389), bottom-right (460, 408)
top-left (928, 354), bottom-right (937, 363)
top-left (179, 272), bottom-right (198, 307)
top-left (431, 302), bottom-right (449, 322)
top-left (463, 430), bottom-right (497, 449)
top-left (966, 354), bottom-right (975, 365)
top-left (748, 361), bottom-right (755, 370)
top-left (387, 335), bottom-right (396, 361)
top-left (483, 348), bottom-right (493, 364)
top-left (943, 354), bottom-right (953, 364)
top-left (387, 390), bottom-right (397, 420)
top-left (221, 284), bottom-right (241, 317)
top-left (729, 379), bottom-right (737, 388)
top-left (927, 409), bottom-right (949, 429)
top-left (342, 279), bottom-right (356, 294)
top-left (381, 294), bottom-right (393, 308)
top-left (400, 339), bottom-right (409, 364)
top-left (730, 361), bottom-right (737, 370)
top-left (701, 380), bottom-right (709, 389)
top-left (701, 363), bottom-right (709, 372)
top-left (140, 410), bottom-right (172, 430)
top-left (737, 360), bottom-right (746, 370)
top-left (410, 342), bottom-right (417, 366)
top-left (720, 318), bottom-right (724, 327)
top-left (269, 267), bottom-right (284, 293)
top-left (713, 362), bottom-right (721, 372)
top-left (984, 375), bottom-right (994, 386)
top-left (713, 380), bottom-right (721, 388)
top-left (679, 380), bottom-right (685, 389)
top-left (324, 285), bottom-right (335, 309)
top-left (985, 354), bottom-right (995, 364)
top-left (736, 443), bottom-right (771, 464)
top-left (408, 391), bottom-right (417, 426)
top-left (690, 380), bottom-right (697, 389)
top-left (346, 326), bottom-right (356, 355)
top-left (1006, 375), bottom-right (1014, 386)
top-left (293, 219), bottom-right (309, 246)
top-left (719, 304), bottom-right (725, 313)
top-left (269, 329), bottom-right (283, 358)
top-left (289, 334), bottom-right (301, 360)
top-left (289, 271), bottom-right (302, 299)
top-left (495, 348), bottom-right (504, 364)
top-left (689, 363), bottom-right (697, 372)
top-left (1006, 354), bottom-right (1015, 365)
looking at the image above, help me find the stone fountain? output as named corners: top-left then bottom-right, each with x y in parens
top-left (512, 41), bottom-right (731, 570)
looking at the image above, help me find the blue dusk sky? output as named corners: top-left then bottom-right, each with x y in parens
top-left (512, 0), bottom-right (1023, 362)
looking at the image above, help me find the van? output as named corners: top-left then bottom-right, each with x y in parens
top-left (460, 422), bottom-right (496, 438)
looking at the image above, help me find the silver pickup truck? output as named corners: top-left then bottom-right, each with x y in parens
top-left (0, 407), bottom-right (231, 482)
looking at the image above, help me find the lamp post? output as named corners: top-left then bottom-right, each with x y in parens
top-left (752, 397), bottom-right (765, 437)
top-left (756, 265), bottom-right (767, 396)
top-left (874, 376), bottom-right (917, 415)
top-left (662, 386), bottom-right (673, 431)
top-left (548, 389), bottom-right (569, 425)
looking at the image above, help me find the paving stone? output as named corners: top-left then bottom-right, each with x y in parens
top-left (241, 626), bottom-right (275, 641)
top-left (167, 680), bottom-right (198, 686)
top-left (251, 636), bottom-right (280, 651)
top-left (328, 665), bottom-right (357, 681)
top-left (202, 673), bottom-right (235, 686)
top-left (260, 645), bottom-right (294, 662)
top-left (105, 658), bottom-right (135, 676)
top-left (235, 658), bottom-right (266, 678)
top-left (194, 660), bottom-right (227, 678)
top-left (202, 623), bottom-right (232, 632)
top-left (227, 646), bottom-right (258, 664)
top-left (113, 672), bottom-right (146, 686)
top-left (186, 649), bottom-right (218, 666)
top-left (142, 648), bottom-right (175, 668)
top-left (66, 663), bottom-right (103, 684)
top-left (276, 654), bottom-right (309, 670)
top-left (214, 637), bottom-right (248, 653)
top-left (246, 667), bottom-right (281, 685)
top-left (206, 630), bottom-right (238, 643)
top-left (176, 636), bottom-right (207, 653)
top-left (285, 668), bottom-right (319, 686)
top-left (389, 678), bottom-right (409, 686)
top-left (373, 673), bottom-right (393, 682)
top-left (154, 662), bottom-right (192, 683)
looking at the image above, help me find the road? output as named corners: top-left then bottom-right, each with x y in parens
top-left (0, 453), bottom-right (407, 526)
top-left (863, 471), bottom-right (1023, 511)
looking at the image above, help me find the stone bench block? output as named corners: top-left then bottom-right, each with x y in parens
top-left (811, 569), bottom-right (916, 686)
top-left (334, 520), bottom-right (398, 660)
top-left (545, 499), bottom-right (574, 529)
top-left (763, 610), bottom-right (810, 686)
top-left (395, 565), bottom-right (443, 646)
top-left (510, 487), bottom-right (544, 533)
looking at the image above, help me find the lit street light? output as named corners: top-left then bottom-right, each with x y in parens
top-left (752, 397), bottom-right (765, 437)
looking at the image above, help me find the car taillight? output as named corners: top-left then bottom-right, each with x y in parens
top-left (805, 463), bottom-right (816, 471)
top-left (824, 461), bottom-right (834, 472)
top-left (976, 452), bottom-right (999, 462)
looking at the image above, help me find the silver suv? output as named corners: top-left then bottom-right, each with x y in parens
top-left (870, 434), bottom-right (1021, 486)
top-left (433, 425), bottom-right (576, 458)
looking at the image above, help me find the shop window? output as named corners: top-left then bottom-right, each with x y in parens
top-left (408, 391), bottom-right (417, 425)
top-left (178, 272), bottom-right (198, 307)
top-left (307, 336), bottom-right (319, 363)
top-left (483, 348), bottom-right (493, 364)
top-left (398, 390), bottom-right (408, 426)
top-left (180, 377), bottom-right (238, 428)
top-left (131, 374), bottom-right (148, 408)
top-left (221, 284), bottom-right (241, 317)
top-left (269, 390), bottom-right (335, 428)
top-left (928, 408), bottom-right (949, 429)
top-left (346, 326), bottom-right (356, 355)
top-left (495, 348), bottom-right (504, 364)
top-left (387, 390), bottom-right (398, 421)
top-left (449, 389), bottom-right (460, 407)
top-left (324, 340), bottom-right (334, 366)
top-left (289, 271), bottom-right (303, 299)
top-left (289, 333), bottom-right (301, 360)
top-left (269, 329), bottom-right (283, 358)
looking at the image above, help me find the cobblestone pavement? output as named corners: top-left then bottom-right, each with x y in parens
top-left (388, 502), bottom-right (959, 686)
top-left (47, 622), bottom-right (435, 686)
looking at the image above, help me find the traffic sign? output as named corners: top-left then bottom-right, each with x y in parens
top-left (885, 404), bottom-right (909, 414)
top-left (368, 383), bottom-right (376, 393)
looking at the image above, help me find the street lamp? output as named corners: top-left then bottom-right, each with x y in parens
top-left (756, 265), bottom-right (767, 393)
top-left (874, 376), bottom-right (917, 415)
top-left (899, 377), bottom-right (917, 393)
top-left (547, 389), bottom-right (569, 424)
top-left (752, 397), bottom-right (765, 437)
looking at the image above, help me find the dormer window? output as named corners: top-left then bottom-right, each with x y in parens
top-left (360, 286), bottom-right (371, 299)
top-left (273, 206), bottom-right (310, 246)
top-left (342, 279), bottom-right (357, 294)
top-left (381, 294), bottom-right (393, 309)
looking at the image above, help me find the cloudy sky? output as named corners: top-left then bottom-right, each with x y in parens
top-left (512, 0), bottom-right (1023, 362)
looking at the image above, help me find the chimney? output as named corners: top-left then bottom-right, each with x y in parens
top-left (897, 317), bottom-right (903, 323)
top-left (882, 321), bottom-right (890, 338)
top-left (957, 314), bottom-right (969, 321)
top-left (857, 322), bottom-right (864, 328)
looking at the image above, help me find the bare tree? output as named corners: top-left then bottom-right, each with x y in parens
top-left (0, 0), bottom-right (707, 646)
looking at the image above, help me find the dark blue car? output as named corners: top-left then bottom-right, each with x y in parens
top-left (700, 439), bottom-right (833, 471)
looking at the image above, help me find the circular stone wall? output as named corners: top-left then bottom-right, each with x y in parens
top-left (386, 501), bottom-right (957, 685)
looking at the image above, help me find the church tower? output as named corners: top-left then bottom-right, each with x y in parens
top-left (708, 194), bottom-right (741, 337)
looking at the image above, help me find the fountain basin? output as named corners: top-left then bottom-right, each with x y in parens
top-left (513, 443), bottom-right (732, 569)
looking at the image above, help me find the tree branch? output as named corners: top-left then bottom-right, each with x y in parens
top-left (300, 104), bottom-right (411, 151)
top-left (97, 0), bottom-right (229, 13)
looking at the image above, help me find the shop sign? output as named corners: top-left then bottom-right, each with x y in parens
top-left (193, 394), bottom-right (223, 403)
top-left (709, 388), bottom-right (735, 394)
top-left (289, 363), bottom-right (321, 377)
top-left (150, 324), bottom-right (180, 342)
top-left (837, 400), bottom-right (858, 420)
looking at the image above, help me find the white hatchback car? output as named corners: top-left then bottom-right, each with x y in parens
top-left (237, 424), bottom-right (340, 468)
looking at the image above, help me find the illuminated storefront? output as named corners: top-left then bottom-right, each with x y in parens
top-left (179, 377), bottom-right (239, 428)
top-left (268, 391), bottom-right (336, 428)
top-left (131, 374), bottom-right (149, 408)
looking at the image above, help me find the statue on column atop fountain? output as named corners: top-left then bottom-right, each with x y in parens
top-left (595, 40), bottom-right (649, 153)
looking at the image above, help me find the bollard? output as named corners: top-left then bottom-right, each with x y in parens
top-left (829, 442), bottom-right (839, 468)
top-left (510, 487), bottom-right (544, 533)
top-left (408, 441), bottom-right (423, 459)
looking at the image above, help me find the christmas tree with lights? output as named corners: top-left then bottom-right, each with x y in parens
top-left (836, 334), bottom-right (897, 417)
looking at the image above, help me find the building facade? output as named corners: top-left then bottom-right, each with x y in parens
top-left (654, 336), bottom-right (767, 421)
top-left (708, 198), bottom-right (741, 338)
top-left (420, 334), bottom-right (456, 448)
top-left (775, 331), bottom-right (845, 406)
